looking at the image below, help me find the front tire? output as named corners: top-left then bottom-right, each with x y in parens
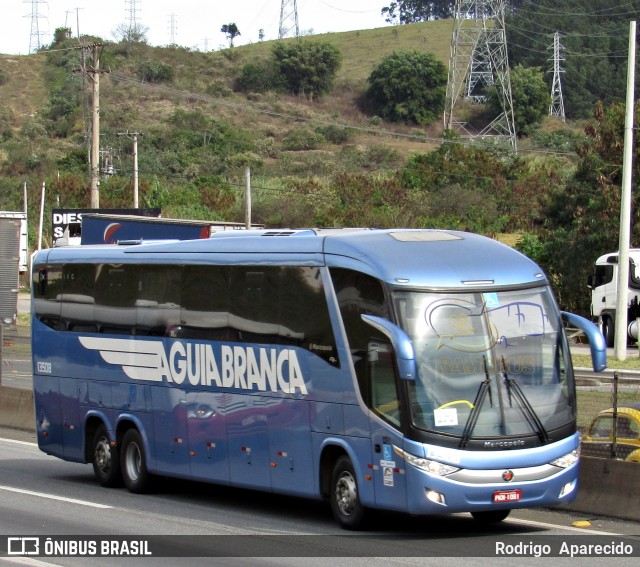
top-left (330, 456), bottom-right (366, 530)
top-left (92, 424), bottom-right (122, 487)
top-left (121, 429), bottom-right (151, 493)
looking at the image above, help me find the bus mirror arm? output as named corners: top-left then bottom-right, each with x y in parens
top-left (561, 311), bottom-right (607, 372)
top-left (361, 314), bottom-right (416, 380)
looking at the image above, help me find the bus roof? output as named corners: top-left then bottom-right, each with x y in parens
top-left (36, 228), bottom-right (547, 290)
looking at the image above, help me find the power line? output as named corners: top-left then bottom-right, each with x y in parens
top-left (515, 0), bottom-right (640, 19)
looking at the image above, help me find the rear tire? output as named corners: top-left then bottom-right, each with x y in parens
top-left (330, 456), bottom-right (366, 530)
top-left (471, 509), bottom-right (511, 523)
top-left (121, 429), bottom-right (151, 493)
top-left (92, 424), bottom-right (122, 487)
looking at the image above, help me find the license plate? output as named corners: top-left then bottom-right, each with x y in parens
top-left (492, 489), bottom-right (522, 503)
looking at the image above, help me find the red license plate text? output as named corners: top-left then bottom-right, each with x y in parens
top-left (492, 489), bottom-right (522, 503)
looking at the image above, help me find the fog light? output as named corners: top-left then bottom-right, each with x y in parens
top-left (559, 479), bottom-right (577, 498)
top-left (426, 489), bottom-right (446, 506)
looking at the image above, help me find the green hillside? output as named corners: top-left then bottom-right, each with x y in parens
top-left (1, 20), bottom-right (454, 161)
top-left (0, 19), bottom-right (582, 249)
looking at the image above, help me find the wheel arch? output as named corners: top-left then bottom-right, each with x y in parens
top-left (115, 414), bottom-right (154, 470)
top-left (83, 412), bottom-right (112, 463)
top-left (318, 440), bottom-right (365, 501)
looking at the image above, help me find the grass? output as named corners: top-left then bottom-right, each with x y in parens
top-left (572, 353), bottom-right (640, 371)
top-left (0, 55), bottom-right (47, 130)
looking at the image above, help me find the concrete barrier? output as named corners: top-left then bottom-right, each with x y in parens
top-left (556, 456), bottom-right (640, 522)
top-left (0, 385), bottom-right (34, 431)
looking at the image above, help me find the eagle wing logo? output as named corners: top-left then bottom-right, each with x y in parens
top-left (78, 336), bottom-right (166, 382)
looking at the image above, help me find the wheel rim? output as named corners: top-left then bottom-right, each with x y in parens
top-left (125, 441), bottom-right (141, 481)
top-left (94, 437), bottom-right (111, 473)
top-left (334, 471), bottom-right (357, 517)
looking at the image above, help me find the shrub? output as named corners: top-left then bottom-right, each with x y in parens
top-left (282, 127), bottom-right (325, 151)
top-left (271, 41), bottom-right (342, 99)
top-left (136, 60), bottom-right (174, 83)
top-left (366, 51), bottom-right (447, 125)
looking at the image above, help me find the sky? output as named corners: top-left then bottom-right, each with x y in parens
top-left (1, 0), bottom-right (391, 55)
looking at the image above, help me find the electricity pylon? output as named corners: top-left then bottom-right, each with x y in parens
top-left (279, 0), bottom-right (299, 40)
top-left (549, 31), bottom-right (566, 121)
top-left (26, 0), bottom-right (47, 54)
top-left (444, 0), bottom-right (516, 151)
top-left (126, 0), bottom-right (143, 38)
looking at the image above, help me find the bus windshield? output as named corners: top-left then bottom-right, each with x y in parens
top-left (394, 287), bottom-right (574, 442)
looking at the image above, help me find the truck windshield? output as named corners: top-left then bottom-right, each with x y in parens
top-left (393, 287), bottom-right (574, 442)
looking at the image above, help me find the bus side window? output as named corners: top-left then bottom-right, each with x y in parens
top-left (330, 267), bottom-right (391, 403)
top-left (61, 263), bottom-right (97, 333)
top-left (94, 264), bottom-right (137, 334)
top-left (33, 266), bottom-right (65, 330)
top-left (368, 340), bottom-right (401, 427)
top-left (180, 265), bottom-right (232, 341)
top-left (136, 266), bottom-right (182, 336)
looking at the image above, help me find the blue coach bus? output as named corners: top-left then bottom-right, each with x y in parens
top-left (31, 228), bottom-right (606, 529)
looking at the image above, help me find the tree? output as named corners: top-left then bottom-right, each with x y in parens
top-left (487, 65), bottom-right (548, 136)
top-left (381, 1), bottom-right (454, 24)
top-left (221, 23), bottom-right (241, 48)
top-left (271, 41), bottom-right (342, 99)
top-left (380, 1), bottom-right (524, 23)
top-left (537, 101), bottom-right (640, 313)
top-left (113, 22), bottom-right (149, 44)
top-left (365, 51), bottom-right (447, 125)
top-left (52, 27), bottom-right (72, 46)
top-left (506, 0), bottom-right (639, 118)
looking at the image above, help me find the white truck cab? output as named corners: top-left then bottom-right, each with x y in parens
top-left (588, 250), bottom-right (640, 346)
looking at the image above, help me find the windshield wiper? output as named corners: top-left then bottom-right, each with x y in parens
top-left (501, 356), bottom-right (549, 444)
top-left (459, 357), bottom-right (493, 448)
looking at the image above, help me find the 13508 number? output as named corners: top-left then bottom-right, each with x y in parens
top-left (37, 361), bottom-right (52, 374)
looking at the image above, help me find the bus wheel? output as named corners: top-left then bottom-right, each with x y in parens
top-left (471, 509), bottom-right (511, 523)
top-left (330, 456), bottom-right (366, 530)
top-left (121, 429), bottom-right (150, 493)
top-left (92, 424), bottom-right (122, 487)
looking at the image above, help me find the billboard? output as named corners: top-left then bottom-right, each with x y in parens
top-left (52, 208), bottom-right (161, 245)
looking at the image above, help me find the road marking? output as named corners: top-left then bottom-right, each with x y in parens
top-left (0, 438), bottom-right (37, 448)
top-left (0, 485), bottom-right (112, 509)
top-left (0, 557), bottom-right (65, 567)
top-left (508, 517), bottom-right (624, 535)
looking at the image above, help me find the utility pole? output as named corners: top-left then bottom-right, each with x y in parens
top-left (118, 131), bottom-right (143, 208)
top-left (549, 31), bottom-right (566, 121)
top-left (614, 20), bottom-right (636, 361)
top-left (84, 44), bottom-right (105, 208)
top-left (74, 7), bottom-right (84, 39)
top-left (244, 167), bottom-right (252, 229)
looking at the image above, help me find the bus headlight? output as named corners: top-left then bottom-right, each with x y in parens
top-left (398, 448), bottom-right (460, 476)
top-left (550, 449), bottom-right (580, 469)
